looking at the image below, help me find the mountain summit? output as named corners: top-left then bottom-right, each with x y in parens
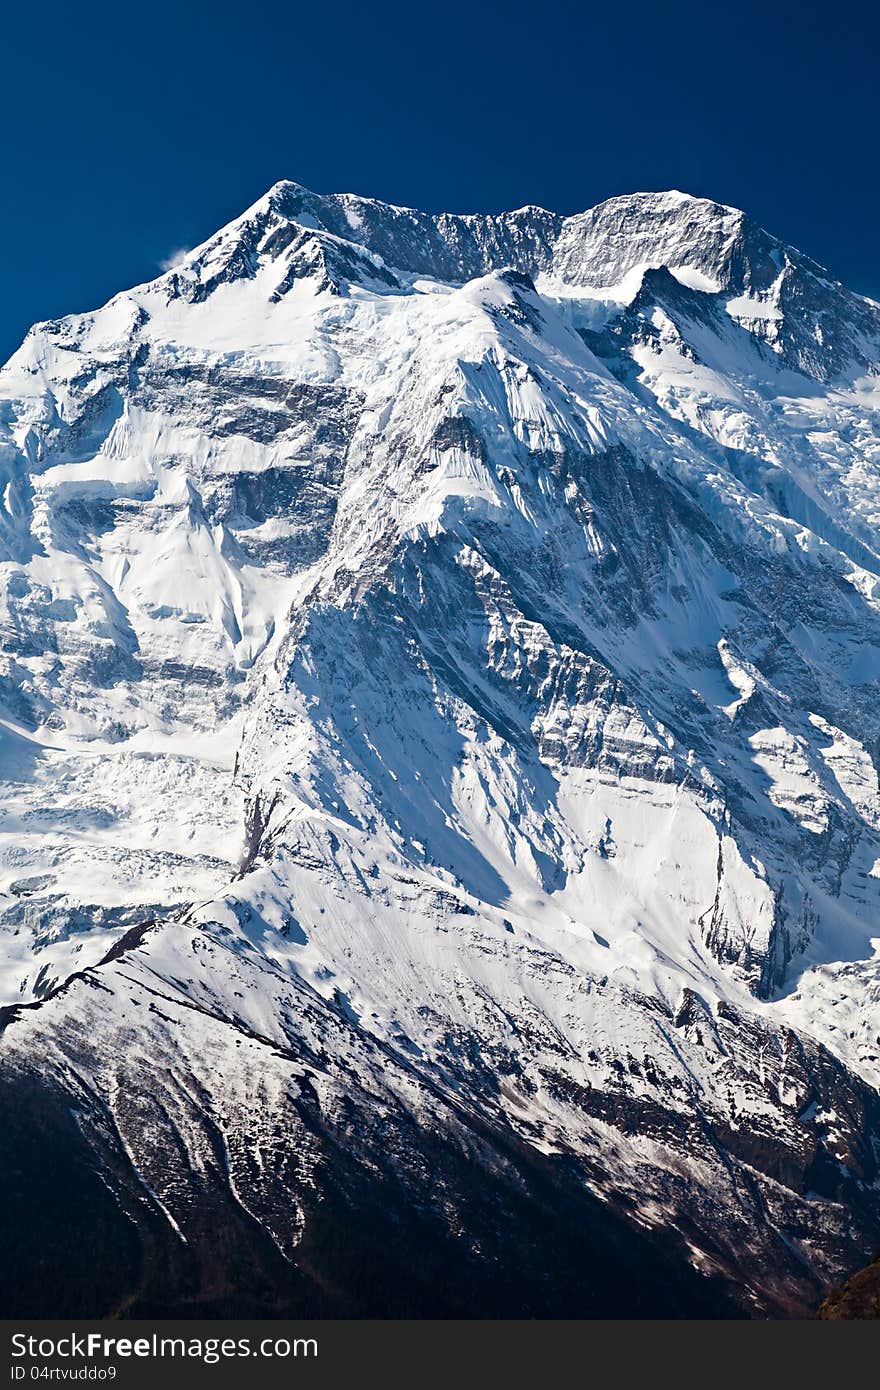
top-left (2, 184), bottom-right (880, 1316)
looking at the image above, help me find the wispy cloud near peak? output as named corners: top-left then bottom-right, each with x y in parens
top-left (159, 247), bottom-right (191, 272)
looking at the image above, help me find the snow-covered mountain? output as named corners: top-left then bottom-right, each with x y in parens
top-left (2, 181), bottom-right (880, 1316)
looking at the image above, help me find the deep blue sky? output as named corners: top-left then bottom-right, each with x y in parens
top-left (1, 0), bottom-right (875, 360)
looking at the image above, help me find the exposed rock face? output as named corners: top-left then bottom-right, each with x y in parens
top-left (818, 1257), bottom-right (880, 1319)
top-left (2, 182), bottom-right (880, 1316)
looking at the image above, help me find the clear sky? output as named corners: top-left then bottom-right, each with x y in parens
top-left (1, 0), bottom-right (875, 360)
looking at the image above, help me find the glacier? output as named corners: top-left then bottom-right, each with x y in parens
top-left (1, 181), bottom-right (880, 1316)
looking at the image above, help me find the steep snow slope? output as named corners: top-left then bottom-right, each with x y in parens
top-left (1, 182), bottom-right (880, 1315)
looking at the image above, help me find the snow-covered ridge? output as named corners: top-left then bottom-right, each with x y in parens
top-left (2, 181), bottom-right (880, 1315)
top-left (144, 179), bottom-right (879, 382)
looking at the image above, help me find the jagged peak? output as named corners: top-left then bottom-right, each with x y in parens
top-left (196, 180), bottom-right (782, 306)
top-left (257, 180), bottom-right (742, 231)
top-left (584, 188), bottom-right (744, 218)
top-left (9, 179), bottom-right (876, 390)
top-left (152, 180), bottom-right (869, 333)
